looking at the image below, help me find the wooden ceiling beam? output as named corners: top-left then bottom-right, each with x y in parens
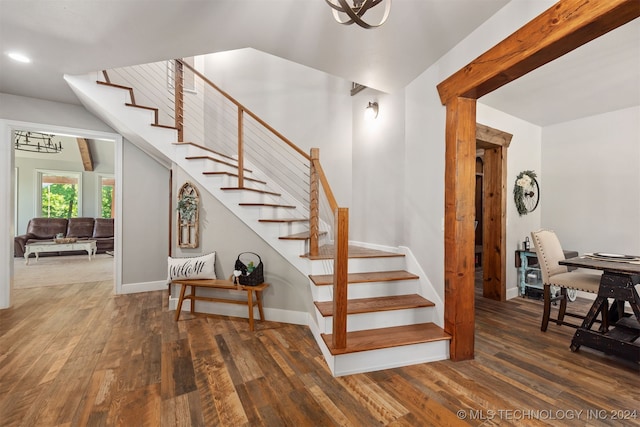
top-left (76, 138), bottom-right (94, 171)
top-left (437, 0), bottom-right (640, 104)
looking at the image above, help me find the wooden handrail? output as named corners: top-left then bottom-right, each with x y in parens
top-left (176, 59), bottom-right (311, 162)
top-left (311, 158), bottom-right (338, 212)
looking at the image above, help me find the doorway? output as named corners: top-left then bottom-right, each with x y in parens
top-left (13, 130), bottom-right (116, 289)
top-left (0, 120), bottom-right (123, 309)
top-left (476, 123), bottom-right (512, 301)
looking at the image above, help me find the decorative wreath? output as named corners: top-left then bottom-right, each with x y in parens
top-left (513, 170), bottom-right (538, 216)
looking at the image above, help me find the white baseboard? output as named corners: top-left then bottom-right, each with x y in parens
top-left (120, 280), bottom-right (168, 294)
top-left (167, 295), bottom-right (308, 325)
top-left (506, 286), bottom-right (520, 300)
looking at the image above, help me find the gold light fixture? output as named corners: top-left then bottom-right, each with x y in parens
top-left (14, 131), bottom-right (63, 154)
top-left (325, 0), bottom-right (391, 29)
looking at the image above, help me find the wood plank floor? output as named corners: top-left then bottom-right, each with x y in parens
top-left (1, 279), bottom-right (638, 426)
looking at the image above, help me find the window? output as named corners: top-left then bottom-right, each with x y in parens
top-left (99, 174), bottom-right (115, 218)
top-left (37, 170), bottom-right (82, 218)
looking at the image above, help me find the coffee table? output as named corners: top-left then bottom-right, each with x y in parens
top-left (24, 240), bottom-right (97, 265)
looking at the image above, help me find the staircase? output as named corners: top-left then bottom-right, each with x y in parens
top-left (64, 68), bottom-right (451, 377)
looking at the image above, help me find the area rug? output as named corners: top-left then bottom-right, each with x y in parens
top-left (13, 253), bottom-right (114, 288)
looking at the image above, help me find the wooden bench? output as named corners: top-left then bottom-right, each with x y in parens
top-left (172, 278), bottom-right (269, 331)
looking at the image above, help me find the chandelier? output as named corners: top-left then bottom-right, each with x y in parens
top-left (14, 131), bottom-right (63, 154)
top-left (325, 0), bottom-right (391, 29)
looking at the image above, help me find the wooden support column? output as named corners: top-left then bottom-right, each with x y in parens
top-left (444, 96), bottom-right (477, 361)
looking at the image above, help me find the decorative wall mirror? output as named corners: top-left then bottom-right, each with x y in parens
top-left (177, 181), bottom-right (200, 248)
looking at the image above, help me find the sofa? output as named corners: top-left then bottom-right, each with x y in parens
top-left (14, 217), bottom-right (114, 258)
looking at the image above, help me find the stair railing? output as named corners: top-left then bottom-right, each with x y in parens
top-left (102, 58), bottom-right (350, 349)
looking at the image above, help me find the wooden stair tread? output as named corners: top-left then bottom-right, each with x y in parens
top-left (279, 231), bottom-right (327, 240)
top-left (221, 187), bottom-right (281, 196)
top-left (240, 203), bottom-right (296, 209)
top-left (173, 142), bottom-right (236, 161)
top-left (203, 172), bottom-right (266, 185)
top-left (259, 218), bottom-right (308, 223)
top-left (314, 294), bottom-right (434, 317)
top-left (321, 323), bottom-right (451, 355)
top-left (309, 270), bottom-right (419, 286)
top-left (302, 244), bottom-right (405, 260)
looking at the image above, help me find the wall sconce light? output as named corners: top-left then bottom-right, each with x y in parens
top-left (364, 101), bottom-right (379, 120)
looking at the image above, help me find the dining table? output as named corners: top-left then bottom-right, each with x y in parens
top-left (559, 254), bottom-right (640, 362)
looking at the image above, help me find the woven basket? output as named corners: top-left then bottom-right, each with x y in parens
top-left (234, 252), bottom-right (264, 286)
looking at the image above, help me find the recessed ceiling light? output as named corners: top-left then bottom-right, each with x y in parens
top-left (7, 52), bottom-right (31, 63)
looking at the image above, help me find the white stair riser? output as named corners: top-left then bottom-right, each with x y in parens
top-left (312, 279), bottom-right (419, 301)
top-left (331, 340), bottom-right (450, 377)
top-left (315, 307), bottom-right (434, 333)
top-left (308, 256), bottom-right (407, 275)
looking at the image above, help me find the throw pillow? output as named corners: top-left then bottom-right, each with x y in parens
top-left (167, 252), bottom-right (216, 282)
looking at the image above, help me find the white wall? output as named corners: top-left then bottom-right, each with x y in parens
top-left (351, 89), bottom-right (406, 246)
top-left (120, 141), bottom-right (170, 286)
top-left (541, 106), bottom-right (640, 256)
top-left (202, 48), bottom-right (354, 208)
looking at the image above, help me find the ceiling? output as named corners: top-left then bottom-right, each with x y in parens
top-left (1, 1), bottom-right (638, 127)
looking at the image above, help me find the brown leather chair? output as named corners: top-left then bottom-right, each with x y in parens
top-left (530, 229), bottom-right (604, 332)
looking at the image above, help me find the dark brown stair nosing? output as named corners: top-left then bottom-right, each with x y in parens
top-left (301, 244), bottom-right (405, 260)
top-left (279, 231), bottom-right (328, 240)
top-left (125, 102), bottom-right (157, 112)
top-left (221, 187), bottom-right (281, 196)
top-left (258, 218), bottom-right (309, 223)
top-left (314, 294), bottom-right (434, 317)
top-left (309, 270), bottom-right (419, 286)
top-left (240, 203), bottom-right (296, 209)
top-left (96, 80), bottom-right (133, 91)
top-left (321, 323), bottom-right (451, 355)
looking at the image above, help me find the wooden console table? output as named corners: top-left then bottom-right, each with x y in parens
top-left (172, 278), bottom-right (268, 331)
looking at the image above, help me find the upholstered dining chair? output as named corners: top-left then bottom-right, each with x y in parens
top-left (530, 229), bottom-right (604, 332)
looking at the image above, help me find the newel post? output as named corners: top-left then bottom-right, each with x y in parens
top-left (309, 148), bottom-right (320, 257)
top-left (332, 207), bottom-right (349, 349)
